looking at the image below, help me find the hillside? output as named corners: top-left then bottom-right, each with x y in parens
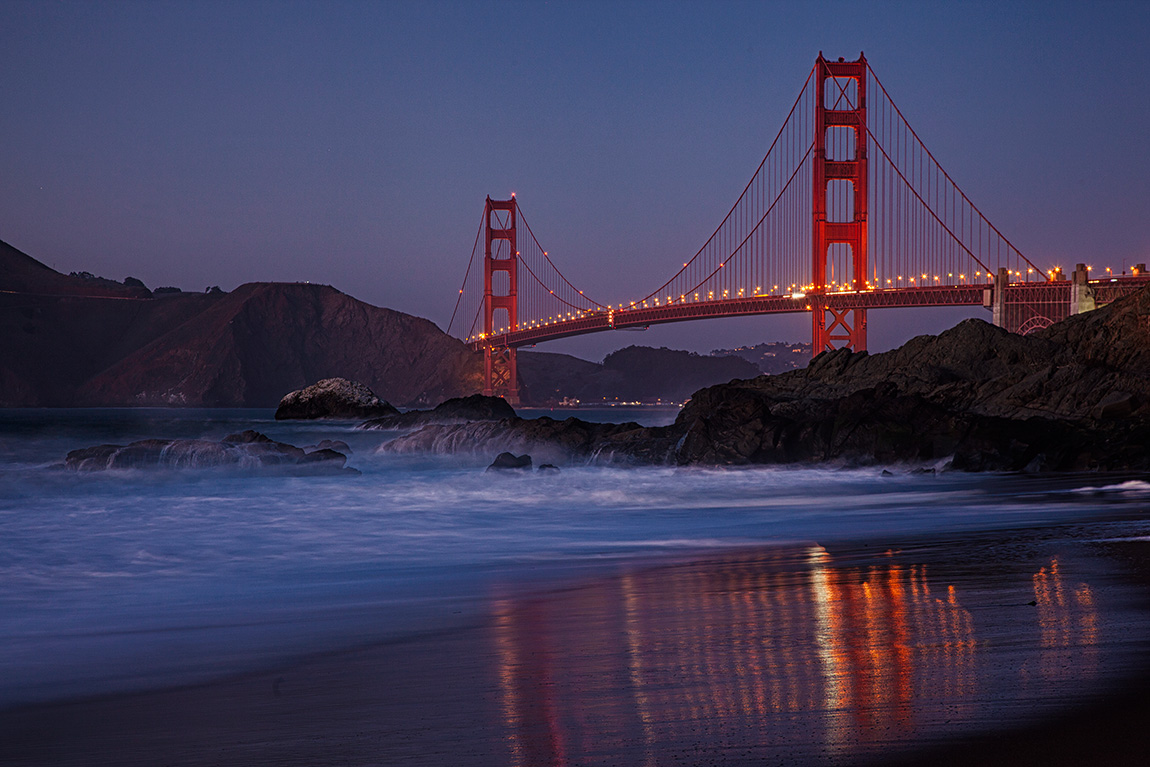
top-left (518, 346), bottom-right (760, 404)
top-left (711, 341), bottom-right (813, 375)
top-left (0, 242), bottom-right (483, 407)
top-left (76, 282), bottom-right (484, 407)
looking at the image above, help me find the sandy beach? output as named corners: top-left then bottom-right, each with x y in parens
top-left (4, 527), bottom-right (1150, 766)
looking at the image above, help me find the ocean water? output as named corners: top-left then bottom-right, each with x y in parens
top-left (3, 407), bottom-right (1150, 735)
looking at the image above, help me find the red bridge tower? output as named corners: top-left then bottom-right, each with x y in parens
top-left (482, 196), bottom-right (520, 404)
top-left (812, 53), bottom-right (868, 354)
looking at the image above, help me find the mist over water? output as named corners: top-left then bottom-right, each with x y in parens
top-left (2, 409), bottom-right (1150, 710)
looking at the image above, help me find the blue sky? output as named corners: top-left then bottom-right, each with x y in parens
top-left (2, 1), bottom-right (1147, 359)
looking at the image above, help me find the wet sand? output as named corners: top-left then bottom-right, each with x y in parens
top-left (3, 532), bottom-right (1150, 766)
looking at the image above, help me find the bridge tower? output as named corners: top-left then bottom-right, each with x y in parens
top-left (812, 53), bottom-right (868, 354)
top-left (482, 196), bottom-right (519, 404)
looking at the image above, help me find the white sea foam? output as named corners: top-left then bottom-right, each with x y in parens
top-left (1071, 480), bottom-right (1150, 495)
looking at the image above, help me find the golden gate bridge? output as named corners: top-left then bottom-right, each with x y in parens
top-left (448, 54), bottom-right (1148, 404)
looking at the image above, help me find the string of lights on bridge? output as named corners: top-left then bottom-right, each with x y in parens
top-left (466, 266), bottom-right (1118, 341)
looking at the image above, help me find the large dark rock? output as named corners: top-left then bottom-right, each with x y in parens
top-left (665, 285), bottom-right (1150, 471)
top-left (64, 431), bottom-right (354, 474)
top-left (361, 394), bottom-right (515, 430)
top-left (487, 452), bottom-right (532, 471)
top-left (381, 415), bottom-right (674, 465)
top-left (275, 378), bottom-right (399, 420)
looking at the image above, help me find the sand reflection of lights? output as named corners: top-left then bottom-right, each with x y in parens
top-left (1031, 558), bottom-right (1100, 682)
top-left (490, 547), bottom-right (1113, 765)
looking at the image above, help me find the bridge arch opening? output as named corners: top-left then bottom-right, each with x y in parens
top-left (825, 126), bottom-right (857, 161)
top-left (826, 180), bottom-right (855, 224)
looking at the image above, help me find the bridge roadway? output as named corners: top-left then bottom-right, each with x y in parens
top-left (469, 275), bottom-right (1150, 351)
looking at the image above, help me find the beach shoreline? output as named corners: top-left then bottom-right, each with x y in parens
top-left (4, 530), bottom-right (1150, 766)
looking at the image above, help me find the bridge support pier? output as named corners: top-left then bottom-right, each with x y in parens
top-left (985, 267), bottom-right (1009, 328)
top-left (1070, 263), bottom-right (1096, 316)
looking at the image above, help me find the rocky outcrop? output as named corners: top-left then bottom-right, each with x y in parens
top-left (487, 452), bottom-right (532, 471)
top-left (380, 415), bottom-right (675, 465)
top-left (667, 285), bottom-right (1150, 471)
top-left (64, 430), bottom-right (354, 474)
top-left (360, 394), bottom-right (515, 430)
top-left (275, 378), bottom-right (398, 420)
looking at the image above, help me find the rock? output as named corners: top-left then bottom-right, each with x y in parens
top-left (487, 452), bottom-right (532, 471)
top-left (275, 378), bottom-right (399, 420)
top-left (1093, 391), bottom-right (1134, 420)
top-left (223, 429), bottom-right (273, 443)
top-left (64, 431), bottom-right (355, 474)
top-left (381, 415), bottom-right (673, 466)
top-left (304, 439), bottom-right (352, 454)
top-left (360, 394), bottom-right (515, 431)
top-left (538, 464), bottom-right (560, 472)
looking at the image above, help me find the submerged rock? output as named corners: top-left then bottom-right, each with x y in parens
top-left (65, 431), bottom-right (355, 474)
top-left (360, 394), bottom-right (516, 431)
top-left (275, 378), bottom-right (399, 420)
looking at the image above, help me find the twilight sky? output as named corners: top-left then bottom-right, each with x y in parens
top-left (2, 1), bottom-right (1147, 360)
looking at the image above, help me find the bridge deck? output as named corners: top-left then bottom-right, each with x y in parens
top-left (468, 276), bottom-right (1149, 350)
